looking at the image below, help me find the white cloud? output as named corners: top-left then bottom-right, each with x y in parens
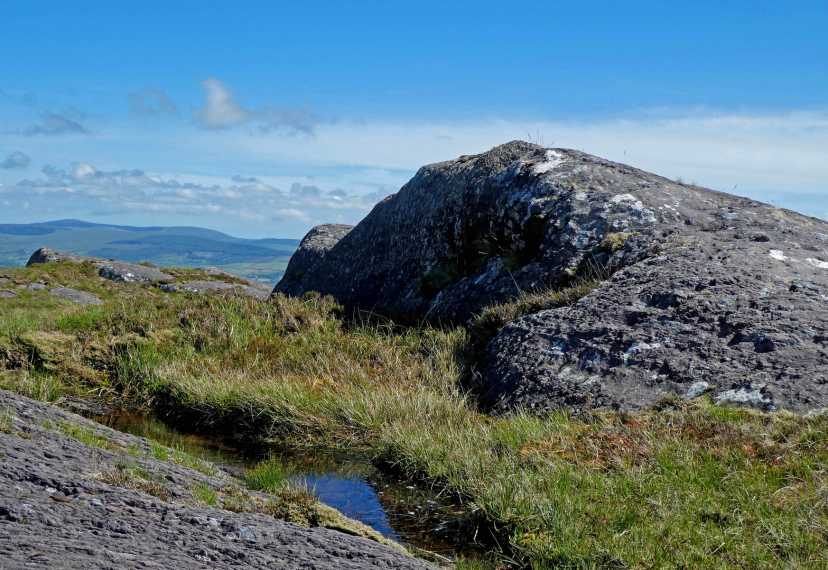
top-left (194, 78), bottom-right (322, 134)
top-left (195, 78), bottom-right (250, 129)
top-left (6, 160), bottom-right (382, 230)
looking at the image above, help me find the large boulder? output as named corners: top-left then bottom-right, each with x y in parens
top-left (26, 247), bottom-right (93, 266)
top-left (273, 224), bottom-right (353, 297)
top-left (277, 141), bottom-right (828, 413)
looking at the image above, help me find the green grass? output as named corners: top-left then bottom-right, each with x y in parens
top-left (0, 406), bottom-right (13, 433)
top-left (245, 457), bottom-right (292, 492)
top-left (191, 482), bottom-right (218, 506)
top-left (58, 421), bottom-right (118, 450)
top-left (1, 262), bottom-right (826, 568)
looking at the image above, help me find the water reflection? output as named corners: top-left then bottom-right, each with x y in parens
top-left (93, 411), bottom-right (480, 559)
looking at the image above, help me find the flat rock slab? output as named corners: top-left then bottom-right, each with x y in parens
top-left (162, 280), bottom-right (271, 300)
top-left (0, 289), bottom-right (17, 298)
top-left (97, 261), bottom-right (174, 284)
top-left (0, 389), bottom-right (434, 569)
top-left (49, 287), bottom-right (103, 306)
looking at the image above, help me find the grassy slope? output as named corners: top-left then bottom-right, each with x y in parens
top-left (0, 262), bottom-right (826, 569)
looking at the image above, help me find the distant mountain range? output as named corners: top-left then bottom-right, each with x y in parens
top-left (0, 219), bottom-right (299, 283)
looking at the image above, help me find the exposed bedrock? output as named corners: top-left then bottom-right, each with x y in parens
top-left (276, 141), bottom-right (828, 413)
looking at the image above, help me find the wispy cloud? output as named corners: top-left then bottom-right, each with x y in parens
top-left (0, 151), bottom-right (30, 169)
top-left (128, 88), bottom-right (177, 116)
top-left (7, 161), bottom-right (383, 228)
top-left (20, 112), bottom-right (89, 136)
top-left (194, 77), bottom-right (322, 134)
top-left (195, 78), bottom-right (249, 129)
top-left (211, 110), bottom-right (828, 201)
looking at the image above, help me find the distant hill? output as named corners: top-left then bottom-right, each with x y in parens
top-left (0, 219), bottom-right (298, 284)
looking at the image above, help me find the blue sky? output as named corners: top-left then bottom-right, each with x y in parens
top-left (1, 1), bottom-right (826, 238)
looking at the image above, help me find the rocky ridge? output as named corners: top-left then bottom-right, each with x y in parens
top-left (23, 247), bottom-right (270, 301)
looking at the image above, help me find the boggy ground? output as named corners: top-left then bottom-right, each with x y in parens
top-left (1, 261), bottom-right (827, 568)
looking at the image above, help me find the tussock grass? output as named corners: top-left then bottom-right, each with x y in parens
top-left (0, 406), bottom-right (13, 433)
top-left (1, 262), bottom-right (826, 567)
top-left (97, 462), bottom-right (170, 501)
top-left (191, 482), bottom-right (218, 506)
top-left (245, 457), bottom-right (292, 492)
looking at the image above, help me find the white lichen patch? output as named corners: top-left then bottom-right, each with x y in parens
top-left (574, 191), bottom-right (588, 201)
top-left (608, 193), bottom-right (657, 224)
top-left (685, 381), bottom-right (712, 399)
top-left (805, 257), bottom-right (828, 269)
top-left (610, 193), bottom-right (639, 205)
top-left (768, 249), bottom-right (789, 262)
top-left (715, 385), bottom-right (773, 410)
top-left (532, 150), bottom-right (567, 175)
top-left (622, 341), bottom-right (661, 364)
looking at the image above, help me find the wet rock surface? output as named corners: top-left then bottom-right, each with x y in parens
top-left (0, 389), bottom-right (433, 569)
top-left (277, 141), bottom-right (828, 413)
top-left (274, 224), bottom-right (353, 297)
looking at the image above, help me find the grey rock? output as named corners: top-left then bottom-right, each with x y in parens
top-left (0, 289), bottom-right (17, 298)
top-left (162, 280), bottom-right (271, 300)
top-left (26, 247), bottom-right (174, 285)
top-left (26, 282), bottom-right (48, 291)
top-left (480, 203), bottom-right (828, 414)
top-left (97, 261), bottom-right (174, 284)
top-left (274, 224), bottom-right (353, 297)
top-left (0, 389), bottom-right (433, 569)
top-left (26, 247), bottom-right (94, 266)
top-left (276, 141), bottom-right (828, 413)
top-left (49, 287), bottom-right (103, 306)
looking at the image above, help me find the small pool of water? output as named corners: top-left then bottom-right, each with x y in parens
top-left (93, 411), bottom-right (481, 560)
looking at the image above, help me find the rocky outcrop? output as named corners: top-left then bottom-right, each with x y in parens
top-left (274, 224), bottom-right (353, 297)
top-left (0, 389), bottom-right (433, 569)
top-left (24, 248), bottom-right (270, 299)
top-left (277, 141), bottom-right (828, 413)
top-left (26, 247), bottom-right (93, 266)
top-left (27, 247), bottom-right (174, 284)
